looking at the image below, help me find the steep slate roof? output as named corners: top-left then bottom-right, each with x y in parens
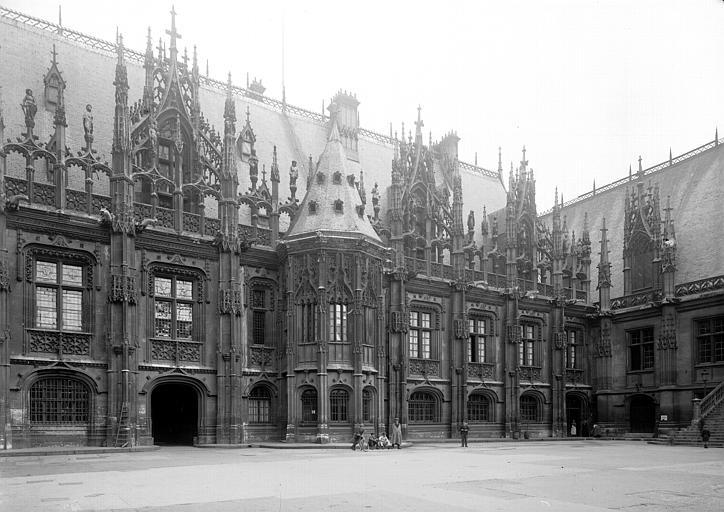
top-left (539, 143), bottom-right (724, 298)
top-left (284, 119), bottom-right (383, 244)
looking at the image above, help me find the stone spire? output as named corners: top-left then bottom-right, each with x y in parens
top-left (221, 73), bottom-right (237, 183)
top-left (143, 27), bottom-right (154, 113)
top-left (112, 33), bottom-right (130, 157)
top-left (285, 116), bottom-right (381, 244)
top-left (597, 217), bottom-right (611, 311)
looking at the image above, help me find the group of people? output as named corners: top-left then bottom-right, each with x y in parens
top-left (351, 418), bottom-right (403, 451)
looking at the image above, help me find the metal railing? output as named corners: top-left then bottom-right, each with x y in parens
top-left (700, 380), bottom-right (724, 420)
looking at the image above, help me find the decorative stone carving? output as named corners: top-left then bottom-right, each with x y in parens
top-left (409, 358), bottom-right (440, 376)
top-left (27, 329), bottom-right (91, 356)
top-left (658, 313), bottom-right (677, 350)
top-left (151, 339), bottom-right (175, 360)
top-left (0, 261), bottom-right (10, 291)
top-left (249, 346), bottom-right (274, 367)
top-left (218, 288), bottom-right (242, 316)
top-left (391, 311), bottom-right (408, 333)
top-left (110, 274), bottom-right (137, 303)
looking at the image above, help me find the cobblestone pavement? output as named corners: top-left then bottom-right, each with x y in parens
top-left (1, 441), bottom-right (723, 511)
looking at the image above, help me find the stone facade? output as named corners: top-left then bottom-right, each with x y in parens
top-left (0, 8), bottom-right (721, 449)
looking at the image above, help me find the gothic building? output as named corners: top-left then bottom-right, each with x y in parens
top-left (0, 8), bottom-right (721, 449)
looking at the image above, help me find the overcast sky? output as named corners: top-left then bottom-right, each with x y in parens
top-left (5, 0), bottom-right (724, 210)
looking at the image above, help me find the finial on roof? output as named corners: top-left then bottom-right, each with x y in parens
top-left (166, 5), bottom-right (182, 53)
top-left (716, 127), bottom-right (719, 146)
top-left (554, 187), bottom-right (558, 207)
top-left (638, 155), bottom-right (643, 176)
top-left (669, 147), bottom-right (672, 165)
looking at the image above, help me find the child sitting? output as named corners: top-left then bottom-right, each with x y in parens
top-left (378, 432), bottom-right (392, 449)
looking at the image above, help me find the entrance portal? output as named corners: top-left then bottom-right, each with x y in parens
top-left (566, 394), bottom-right (585, 436)
top-left (629, 395), bottom-right (655, 433)
top-left (151, 383), bottom-right (198, 445)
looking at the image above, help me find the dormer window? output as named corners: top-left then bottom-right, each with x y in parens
top-left (334, 199), bottom-right (344, 213)
top-left (317, 174), bottom-right (325, 185)
top-left (309, 201), bottom-right (318, 215)
top-left (333, 171), bottom-right (342, 184)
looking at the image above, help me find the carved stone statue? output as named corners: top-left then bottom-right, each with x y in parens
top-left (83, 104), bottom-right (94, 150)
top-left (289, 160), bottom-right (299, 200)
top-left (371, 182), bottom-right (380, 207)
top-left (148, 116), bottom-right (158, 156)
top-left (467, 210), bottom-right (475, 233)
top-left (21, 89), bottom-right (37, 133)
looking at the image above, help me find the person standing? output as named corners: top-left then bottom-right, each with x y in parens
top-left (460, 422), bottom-right (470, 447)
top-left (390, 418), bottom-right (402, 449)
top-left (570, 421), bottom-right (577, 437)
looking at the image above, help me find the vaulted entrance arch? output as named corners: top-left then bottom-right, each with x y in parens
top-left (151, 382), bottom-right (199, 445)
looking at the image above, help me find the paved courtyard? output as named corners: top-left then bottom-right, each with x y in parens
top-left (1, 441), bottom-right (723, 511)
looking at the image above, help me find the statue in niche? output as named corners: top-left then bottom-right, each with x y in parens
top-left (148, 116), bottom-right (158, 157)
top-left (467, 210), bottom-right (475, 234)
top-left (83, 104), bottom-right (94, 150)
top-left (289, 160), bottom-right (299, 200)
top-left (408, 200), bottom-right (417, 233)
top-left (21, 89), bottom-right (37, 133)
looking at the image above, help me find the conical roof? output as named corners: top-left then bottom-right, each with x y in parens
top-left (285, 119), bottom-right (382, 244)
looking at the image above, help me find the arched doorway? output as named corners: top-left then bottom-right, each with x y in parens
top-left (151, 382), bottom-right (198, 445)
top-left (566, 394), bottom-right (585, 436)
top-left (629, 395), bottom-right (656, 433)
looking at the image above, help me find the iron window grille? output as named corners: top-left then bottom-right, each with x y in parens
top-left (362, 388), bottom-right (373, 423)
top-left (409, 391), bottom-right (438, 423)
top-left (520, 394), bottom-right (539, 422)
top-left (467, 393), bottom-right (491, 422)
top-left (301, 389), bottom-right (317, 423)
top-left (329, 389), bottom-right (349, 422)
top-left (248, 387), bottom-right (271, 423)
top-left (29, 377), bottom-right (89, 424)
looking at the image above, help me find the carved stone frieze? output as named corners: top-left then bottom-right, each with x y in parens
top-left (409, 358), bottom-right (440, 376)
top-left (249, 346), bottom-right (274, 367)
top-left (518, 366), bottom-right (541, 382)
top-left (27, 329), bottom-right (91, 356)
top-left (467, 362), bottom-right (495, 381)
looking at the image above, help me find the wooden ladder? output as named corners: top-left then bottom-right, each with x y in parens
top-left (114, 402), bottom-right (129, 447)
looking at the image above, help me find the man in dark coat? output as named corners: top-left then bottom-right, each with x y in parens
top-left (390, 418), bottom-right (402, 449)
